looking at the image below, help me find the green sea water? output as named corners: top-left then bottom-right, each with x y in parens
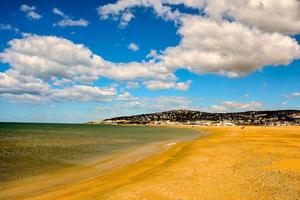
top-left (0, 123), bottom-right (199, 184)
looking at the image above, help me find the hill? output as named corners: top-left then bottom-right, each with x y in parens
top-left (92, 110), bottom-right (300, 126)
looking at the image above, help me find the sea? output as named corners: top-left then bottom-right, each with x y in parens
top-left (0, 122), bottom-right (199, 184)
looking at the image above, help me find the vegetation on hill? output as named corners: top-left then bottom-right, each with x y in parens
top-left (100, 110), bottom-right (300, 126)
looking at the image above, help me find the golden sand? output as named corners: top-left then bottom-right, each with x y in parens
top-left (1, 126), bottom-right (300, 199)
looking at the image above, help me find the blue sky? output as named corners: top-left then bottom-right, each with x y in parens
top-left (0, 0), bottom-right (300, 123)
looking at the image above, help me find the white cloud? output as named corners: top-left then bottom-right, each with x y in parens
top-left (5, 1), bottom-right (300, 108)
top-left (20, 4), bottom-right (35, 12)
top-left (128, 42), bottom-right (139, 51)
top-left (95, 96), bottom-right (193, 119)
top-left (55, 19), bottom-right (89, 27)
top-left (21, 32), bottom-right (33, 37)
top-left (0, 35), bottom-right (174, 84)
top-left (0, 24), bottom-right (19, 33)
top-left (51, 85), bottom-right (117, 102)
top-left (97, 1), bottom-right (300, 78)
top-left (0, 70), bottom-right (119, 103)
top-left (144, 80), bottom-right (191, 91)
top-left (146, 49), bottom-right (161, 64)
top-left (0, 19), bottom-right (299, 102)
top-left (210, 101), bottom-right (262, 112)
top-left (97, 0), bottom-right (183, 26)
top-left (117, 91), bottom-right (136, 100)
top-left (27, 11), bottom-right (42, 20)
top-left (0, 35), bottom-right (175, 103)
top-left (0, 70), bottom-right (49, 96)
top-left (283, 92), bottom-right (300, 99)
top-left (119, 11), bottom-right (135, 28)
top-left (0, 72), bottom-right (120, 103)
top-left (97, 0), bottom-right (300, 35)
top-left (148, 96), bottom-right (193, 111)
top-left (52, 8), bottom-right (89, 27)
top-left (97, 61), bottom-right (174, 81)
top-left (1, 93), bottom-right (47, 103)
top-left (126, 81), bottom-right (139, 89)
top-left (146, 49), bottom-right (159, 59)
top-left (53, 8), bottom-right (65, 17)
top-left (20, 4), bottom-right (42, 20)
top-left (0, 35), bottom-right (99, 83)
top-left (0, 36), bottom-right (112, 102)
top-left (161, 16), bottom-right (300, 77)
top-left (203, 0), bottom-right (300, 34)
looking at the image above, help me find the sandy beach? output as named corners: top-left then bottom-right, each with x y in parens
top-left (1, 126), bottom-right (300, 199)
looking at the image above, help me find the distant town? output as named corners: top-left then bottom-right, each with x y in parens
top-left (88, 110), bottom-right (300, 126)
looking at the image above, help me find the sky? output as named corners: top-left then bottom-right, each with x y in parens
top-left (0, 0), bottom-right (300, 123)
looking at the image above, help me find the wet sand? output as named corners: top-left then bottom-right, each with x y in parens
top-left (0, 137), bottom-right (198, 200)
top-left (1, 126), bottom-right (300, 199)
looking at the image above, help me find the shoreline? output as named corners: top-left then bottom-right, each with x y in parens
top-left (1, 125), bottom-right (299, 199)
top-left (0, 127), bottom-right (204, 199)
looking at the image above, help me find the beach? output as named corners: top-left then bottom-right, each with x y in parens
top-left (0, 124), bottom-right (199, 199)
top-left (1, 126), bottom-right (300, 199)
top-left (1, 1), bottom-right (300, 199)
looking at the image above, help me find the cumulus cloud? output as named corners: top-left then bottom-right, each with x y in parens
top-left (161, 16), bottom-right (300, 77)
top-left (51, 85), bottom-right (116, 102)
top-left (144, 80), bottom-right (191, 91)
top-left (0, 67), bottom-right (119, 103)
top-left (210, 101), bottom-right (262, 112)
top-left (3, 0), bottom-right (300, 104)
top-left (0, 35), bottom-right (174, 82)
top-left (128, 42), bottom-right (139, 51)
top-left (0, 35), bottom-right (99, 84)
top-left (97, 61), bottom-right (174, 81)
top-left (0, 35), bottom-right (175, 102)
top-left (0, 70), bottom-right (49, 96)
top-left (203, 0), bottom-right (300, 34)
top-left (0, 74), bottom-right (119, 103)
top-left (97, 0), bottom-right (300, 34)
top-left (97, 0), bottom-right (300, 78)
top-left (0, 71), bottom-right (119, 103)
top-left (0, 35), bottom-right (178, 83)
top-left (97, 0), bottom-right (183, 26)
top-left (0, 27), bottom-right (299, 103)
top-left (20, 4), bottom-right (42, 20)
top-left (52, 8), bottom-right (89, 27)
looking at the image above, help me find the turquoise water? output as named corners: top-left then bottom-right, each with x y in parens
top-left (0, 123), bottom-right (198, 184)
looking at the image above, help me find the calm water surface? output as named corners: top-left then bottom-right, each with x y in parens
top-left (0, 123), bottom-right (199, 184)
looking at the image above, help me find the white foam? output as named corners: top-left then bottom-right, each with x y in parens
top-left (165, 142), bottom-right (176, 147)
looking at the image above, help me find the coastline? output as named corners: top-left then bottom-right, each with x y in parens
top-left (0, 127), bottom-right (204, 200)
top-left (1, 126), bottom-right (300, 200)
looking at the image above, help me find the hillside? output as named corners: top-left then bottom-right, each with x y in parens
top-left (96, 110), bottom-right (300, 126)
